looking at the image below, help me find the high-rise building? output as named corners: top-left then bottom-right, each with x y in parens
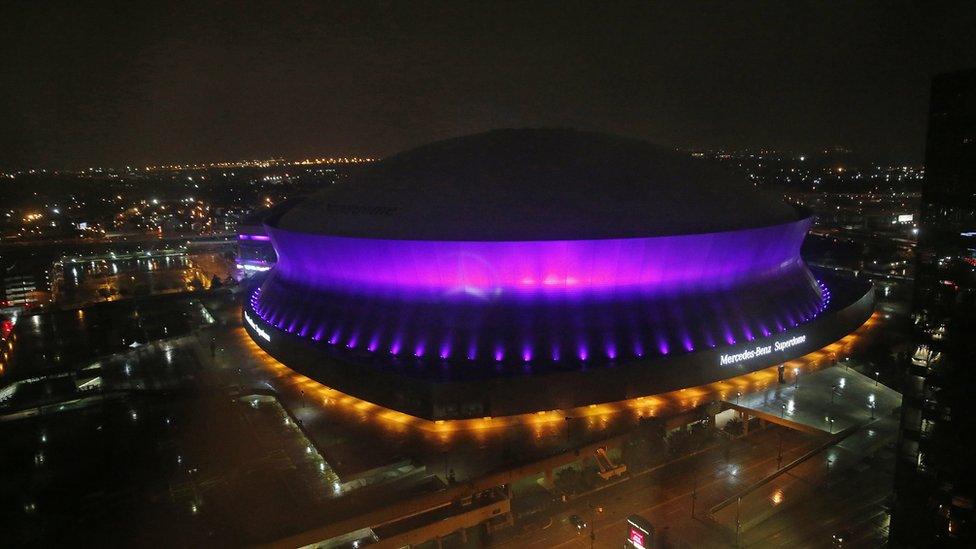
top-left (893, 68), bottom-right (976, 545)
top-left (1, 274), bottom-right (39, 308)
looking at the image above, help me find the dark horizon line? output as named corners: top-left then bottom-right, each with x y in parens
top-left (1, 144), bottom-right (925, 174)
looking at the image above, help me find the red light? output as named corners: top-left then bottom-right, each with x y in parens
top-left (629, 527), bottom-right (646, 548)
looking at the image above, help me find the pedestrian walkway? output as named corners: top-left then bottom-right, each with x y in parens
top-left (708, 365), bottom-right (901, 545)
top-left (727, 364), bottom-right (901, 435)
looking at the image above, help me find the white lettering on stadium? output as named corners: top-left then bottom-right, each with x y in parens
top-left (244, 312), bottom-right (271, 342)
top-left (720, 334), bottom-right (806, 366)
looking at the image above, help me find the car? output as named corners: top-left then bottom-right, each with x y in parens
top-left (832, 529), bottom-right (853, 545)
top-left (569, 514), bottom-right (587, 531)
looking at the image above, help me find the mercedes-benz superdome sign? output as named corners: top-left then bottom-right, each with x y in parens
top-left (719, 334), bottom-right (806, 366)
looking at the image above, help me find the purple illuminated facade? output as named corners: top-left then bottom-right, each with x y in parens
top-left (251, 218), bottom-right (825, 367)
top-left (267, 218), bottom-right (811, 298)
top-left (241, 129), bottom-right (871, 419)
top-left (236, 206), bottom-right (282, 277)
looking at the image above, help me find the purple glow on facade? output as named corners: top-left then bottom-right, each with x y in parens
top-left (633, 341), bottom-right (644, 357)
top-left (657, 335), bottom-right (670, 355)
top-left (267, 218), bottom-right (811, 298)
top-left (578, 345), bottom-right (589, 361)
top-left (245, 213), bottom-right (835, 369)
top-left (247, 270), bottom-right (830, 368)
top-left (239, 234), bottom-right (271, 241)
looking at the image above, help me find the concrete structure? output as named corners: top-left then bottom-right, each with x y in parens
top-left (243, 129), bottom-right (874, 420)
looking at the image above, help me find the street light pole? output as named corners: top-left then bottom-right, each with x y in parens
top-left (735, 496), bottom-right (742, 547)
top-left (588, 501), bottom-right (600, 549)
top-left (777, 432), bottom-right (783, 469)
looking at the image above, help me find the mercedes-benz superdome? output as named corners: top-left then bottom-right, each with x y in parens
top-left (242, 129), bottom-right (874, 420)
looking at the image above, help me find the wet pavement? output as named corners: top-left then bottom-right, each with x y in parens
top-left (732, 362), bottom-right (902, 436)
top-left (0, 287), bottom-right (892, 547)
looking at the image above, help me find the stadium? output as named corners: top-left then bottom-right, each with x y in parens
top-left (242, 129), bottom-right (874, 420)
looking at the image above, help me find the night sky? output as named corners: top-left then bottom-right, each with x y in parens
top-left (2, 1), bottom-right (974, 169)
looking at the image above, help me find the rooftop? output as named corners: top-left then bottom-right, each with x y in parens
top-left (276, 129), bottom-right (804, 241)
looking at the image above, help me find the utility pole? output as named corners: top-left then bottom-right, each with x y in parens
top-left (589, 501), bottom-right (598, 549)
top-left (735, 496), bottom-right (742, 547)
top-left (777, 432), bottom-right (783, 469)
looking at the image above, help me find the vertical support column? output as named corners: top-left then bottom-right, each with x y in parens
top-left (743, 412), bottom-right (750, 435)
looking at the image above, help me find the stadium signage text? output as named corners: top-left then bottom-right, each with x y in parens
top-left (720, 334), bottom-right (806, 366)
top-left (244, 312), bottom-right (271, 342)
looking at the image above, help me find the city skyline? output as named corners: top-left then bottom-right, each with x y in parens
top-left (2, 2), bottom-right (975, 546)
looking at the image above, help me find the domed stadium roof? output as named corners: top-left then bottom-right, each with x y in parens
top-left (276, 128), bottom-right (803, 240)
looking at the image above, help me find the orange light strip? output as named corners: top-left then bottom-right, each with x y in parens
top-left (237, 312), bottom-right (880, 434)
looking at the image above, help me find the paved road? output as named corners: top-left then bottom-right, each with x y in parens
top-left (493, 427), bottom-right (822, 549)
top-left (492, 416), bottom-right (894, 549)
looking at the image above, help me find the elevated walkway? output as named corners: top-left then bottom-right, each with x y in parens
top-left (722, 364), bottom-right (901, 436)
top-left (708, 364), bottom-right (903, 538)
